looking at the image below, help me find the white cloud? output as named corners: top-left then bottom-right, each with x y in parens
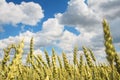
top-left (57, 30), bottom-right (78, 52)
top-left (34, 49), bottom-right (44, 55)
top-left (42, 18), bottom-right (64, 37)
top-left (0, 18), bottom-right (64, 55)
top-left (0, 0), bottom-right (44, 26)
top-left (89, 0), bottom-right (120, 20)
top-left (57, 0), bottom-right (120, 32)
top-left (56, 0), bottom-right (120, 62)
top-left (1, 0), bottom-right (120, 63)
top-left (58, 0), bottom-right (101, 28)
top-left (33, 18), bottom-right (64, 48)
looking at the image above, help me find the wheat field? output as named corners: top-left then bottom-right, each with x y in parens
top-left (0, 19), bottom-right (120, 80)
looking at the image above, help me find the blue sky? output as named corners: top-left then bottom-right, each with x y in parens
top-left (1, 0), bottom-right (69, 39)
top-left (1, 0), bottom-right (82, 39)
top-left (0, 0), bottom-right (120, 62)
top-left (0, 0), bottom-right (81, 54)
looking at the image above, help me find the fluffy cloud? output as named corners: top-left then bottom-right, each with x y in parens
top-left (34, 18), bottom-right (64, 48)
top-left (58, 0), bottom-right (101, 28)
top-left (0, 18), bottom-right (64, 54)
top-left (57, 30), bottom-right (78, 52)
top-left (34, 49), bottom-right (44, 55)
top-left (0, 17), bottom-right (78, 57)
top-left (0, 31), bottom-right (34, 50)
top-left (42, 18), bottom-right (64, 37)
top-left (57, 0), bottom-right (120, 32)
top-left (1, 0), bottom-right (120, 63)
top-left (56, 0), bottom-right (120, 61)
top-left (89, 0), bottom-right (120, 20)
top-left (0, 0), bottom-right (44, 26)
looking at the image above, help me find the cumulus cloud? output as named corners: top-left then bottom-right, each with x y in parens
top-left (34, 18), bottom-right (64, 48)
top-left (57, 30), bottom-right (78, 52)
top-left (42, 18), bottom-right (64, 37)
top-left (1, 0), bottom-right (120, 63)
top-left (58, 0), bottom-right (101, 28)
top-left (89, 0), bottom-right (120, 20)
top-left (0, 17), bottom-right (78, 57)
top-left (0, 0), bottom-right (44, 26)
top-left (55, 0), bottom-right (120, 62)
top-left (0, 18), bottom-right (64, 54)
top-left (100, 0), bottom-right (120, 19)
top-left (34, 49), bottom-right (44, 55)
top-left (57, 0), bottom-right (120, 32)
